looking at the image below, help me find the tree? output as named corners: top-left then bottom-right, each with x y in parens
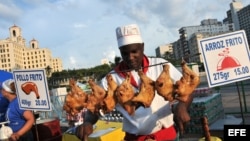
top-left (162, 51), bottom-right (180, 65)
top-left (163, 51), bottom-right (171, 60)
top-left (114, 56), bottom-right (121, 65)
top-left (110, 56), bottom-right (121, 68)
top-left (45, 65), bottom-right (52, 77)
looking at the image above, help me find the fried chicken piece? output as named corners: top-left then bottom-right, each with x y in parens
top-left (85, 93), bottom-right (100, 114)
top-left (132, 70), bottom-right (155, 107)
top-left (115, 72), bottom-right (136, 115)
top-left (88, 79), bottom-right (106, 101)
top-left (103, 74), bottom-right (118, 112)
top-left (175, 60), bottom-right (200, 102)
top-left (116, 72), bottom-right (134, 103)
top-left (68, 79), bottom-right (88, 105)
top-left (69, 79), bottom-right (87, 99)
top-left (64, 92), bottom-right (84, 116)
top-left (63, 79), bottom-right (88, 116)
top-left (86, 79), bottom-right (106, 114)
top-left (155, 64), bottom-right (175, 102)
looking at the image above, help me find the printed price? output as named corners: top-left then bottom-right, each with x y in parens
top-left (35, 99), bottom-right (47, 106)
top-left (234, 66), bottom-right (249, 75)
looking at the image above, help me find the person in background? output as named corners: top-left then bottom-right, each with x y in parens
top-left (76, 24), bottom-right (189, 141)
top-left (0, 83), bottom-right (9, 122)
top-left (0, 71), bottom-right (13, 123)
top-left (1, 79), bottom-right (35, 141)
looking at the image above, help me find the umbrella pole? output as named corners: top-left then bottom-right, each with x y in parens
top-left (235, 82), bottom-right (245, 124)
top-left (33, 111), bottom-right (39, 141)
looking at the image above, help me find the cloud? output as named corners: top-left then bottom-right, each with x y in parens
top-left (69, 56), bottom-right (76, 66)
top-left (73, 23), bottom-right (87, 29)
top-left (0, 0), bottom-right (248, 70)
top-left (103, 48), bottom-right (117, 63)
top-left (0, 1), bottom-right (23, 26)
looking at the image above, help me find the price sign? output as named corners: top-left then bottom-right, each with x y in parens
top-left (13, 69), bottom-right (51, 111)
top-left (199, 30), bottom-right (250, 87)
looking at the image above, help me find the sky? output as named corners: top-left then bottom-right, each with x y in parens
top-left (0, 0), bottom-right (249, 70)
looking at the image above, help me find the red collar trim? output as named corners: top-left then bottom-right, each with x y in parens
top-left (114, 55), bottom-right (149, 88)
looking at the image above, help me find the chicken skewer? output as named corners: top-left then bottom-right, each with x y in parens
top-left (155, 64), bottom-right (175, 102)
top-left (86, 79), bottom-right (108, 114)
top-left (175, 59), bottom-right (200, 102)
top-left (63, 79), bottom-right (88, 116)
top-left (132, 70), bottom-right (155, 107)
top-left (88, 79), bottom-right (106, 101)
top-left (115, 72), bottom-right (136, 115)
top-left (103, 74), bottom-right (118, 113)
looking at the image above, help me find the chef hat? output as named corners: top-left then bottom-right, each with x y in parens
top-left (2, 79), bottom-right (14, 93)
top-left (116, 24), bottom-right (143, 48)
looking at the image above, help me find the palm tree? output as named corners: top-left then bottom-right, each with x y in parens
top-left (163, 51), bottom-right (171, 60)
top-left (114, 56), bottom-right (122, 65)
top-left (45, 65), bottom-right (52, 77)
top-left (110, 56), bottom-right (122, 68)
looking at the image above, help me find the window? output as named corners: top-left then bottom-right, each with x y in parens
top-left (12, 30), bottom-right (16, 37)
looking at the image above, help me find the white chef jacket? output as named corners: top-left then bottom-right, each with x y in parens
top-left (100, 57), bottom-right (182, 135)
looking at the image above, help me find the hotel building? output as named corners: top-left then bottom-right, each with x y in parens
top-left (0, 25), bottom-right (63, 74)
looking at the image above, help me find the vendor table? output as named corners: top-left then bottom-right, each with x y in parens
top-left (62, 120), bottom-right (125, 141)
top-left (32, 118), bottom-right (62, 141)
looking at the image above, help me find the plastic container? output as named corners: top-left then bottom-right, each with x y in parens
top-left (199, 136), bottom-right (222, 141)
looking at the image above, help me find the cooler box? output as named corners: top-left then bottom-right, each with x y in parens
top-left (186, 93), bottom-right (224, 134)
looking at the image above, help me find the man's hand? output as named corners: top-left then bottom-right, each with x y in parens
top-left (75, 122), bottom-right (93, 141)
top-left (173, 95), bottom-right (193, 137)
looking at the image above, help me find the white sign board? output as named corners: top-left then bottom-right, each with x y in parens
top-left (12, 69), bottom-right (51, 111)
top-left (199, 30), bottom-right (250, 87)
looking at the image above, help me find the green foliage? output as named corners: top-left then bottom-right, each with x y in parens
top-left (109, 56), bottom-right (121, 69)
top-left (49, 64), bottom-right (112, 82)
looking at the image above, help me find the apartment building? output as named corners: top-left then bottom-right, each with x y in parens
top-left (178, 19), bottom-right (235, 62)
top-left (155, 44), bottom-right (173, 58)
top-left (0, 25), bottom-right (63, 73)
top-left (229, 0), bottom-right (244, 30)
top-left (237, 4), bottom-right (250, 45)
top-left (224, 0), bottom-right (250, 44)
top-left (157, 1), bottom-right (249, 65)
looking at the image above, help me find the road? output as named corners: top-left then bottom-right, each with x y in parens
top-left (198, 75), bottom-right (250, 115)
top-left (179, 76), bottom-right (250, 141)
